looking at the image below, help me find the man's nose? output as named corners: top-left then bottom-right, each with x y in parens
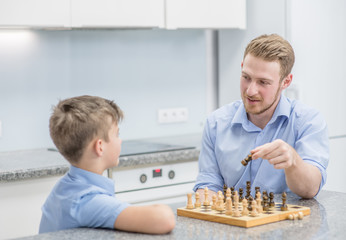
top-left (246, 81), bottom-right (258, 96)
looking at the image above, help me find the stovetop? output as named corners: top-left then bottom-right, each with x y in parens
top-left (120, 140), bottom-right (195, 156)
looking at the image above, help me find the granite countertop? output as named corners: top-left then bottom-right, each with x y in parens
top-left (0, 134), bottom-right (201, 182)
top-left (15, 190), bottom-right (345, 240)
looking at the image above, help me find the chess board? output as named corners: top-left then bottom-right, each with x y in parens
top-left (177, 203), bottom-right (310, 228)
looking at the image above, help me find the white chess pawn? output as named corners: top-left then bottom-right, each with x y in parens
top-left (250, 200), bottom-right (258, 217)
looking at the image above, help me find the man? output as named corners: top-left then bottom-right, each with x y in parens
top-left (193, 34), bottom-right (329, 199)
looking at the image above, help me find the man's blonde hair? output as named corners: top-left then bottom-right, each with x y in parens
top-left (49, 95), bottom-right (123, 164)
top-left (243, 34), bottom-right (295, 80)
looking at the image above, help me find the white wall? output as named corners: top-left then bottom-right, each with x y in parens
top-left (0, 29), bottom-right (207, 151)
top-left (287, 0), bottom-right (346, 193)
top-left (218, 0), bottom-right (287, 106)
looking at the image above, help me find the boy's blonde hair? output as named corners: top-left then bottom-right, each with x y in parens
top-left (243, 34), bottom-right (295, 81)
top-left (49, 95), bottom-right (123, 164)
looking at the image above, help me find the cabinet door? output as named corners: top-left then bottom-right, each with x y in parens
top-left (323, 138), bottom-right (346, 193)
top-left (166, 0), bottom-right (246, 29)
top-left (71, 0), bottom-right (164, 28)
top-left (0, 0), bottom-right (70, 27)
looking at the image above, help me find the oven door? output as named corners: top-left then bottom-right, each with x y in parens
top-left (111, 161), bottom-right (198, 209)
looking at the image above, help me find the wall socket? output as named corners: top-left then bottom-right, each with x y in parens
top-left (158, 108), bottom-right (189, 124)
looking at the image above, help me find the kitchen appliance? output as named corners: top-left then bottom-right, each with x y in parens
top-left (110, 141), bottom-right (199, 209)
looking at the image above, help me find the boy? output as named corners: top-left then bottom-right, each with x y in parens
top-left (39, 95), bottom-right (175, 234)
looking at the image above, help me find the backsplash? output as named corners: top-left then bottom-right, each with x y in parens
top-left (0, 29), bottom-right (207, 151)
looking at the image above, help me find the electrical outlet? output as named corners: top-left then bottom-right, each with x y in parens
top-left (158, 108), bottom-right (189, 124)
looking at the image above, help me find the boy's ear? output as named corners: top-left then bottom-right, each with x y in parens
top-left (94, 139), bottom-right (104, 157)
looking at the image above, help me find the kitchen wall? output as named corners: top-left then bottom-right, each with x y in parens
top-left (0, 29), bottom-right (207, 151)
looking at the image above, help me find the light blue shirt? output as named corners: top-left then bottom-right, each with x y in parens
top-left (193, 95), bottom-right (329, 196)
top-left (39, 165), bottom-right (130, 233)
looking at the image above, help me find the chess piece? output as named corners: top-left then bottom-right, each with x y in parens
top-left (255, 186), bottom-right (260, 194)
top-left (281, 192), bottom-right (288, 211)
top-left (298, 212), bottom-right (304, 220)
top-left (269, 192), bottom-right (275, 207)
top-left (218, 190), bottom-right (224, 203)
top-left (226, 187), bottom-right (231, 201)
top-left (216, 191), bottom-right (224, 212)
top-left (225, 197), bottom-right (233, 215)
top-left (250, 200), bottom-right (258, 217)
top-left (248, 196), bottom-right (253, 211)
top-left (186, 193), bottom-right (194, 209)
top-left (195, 192), bottom-right (201, 208)
top-left (263, 195), bottom-right (269, 211)
top-left (241, 154), bottom-right (252, 166)
top-left (203, 187), bottom-right (210, 206)
top-left (234, 191), bottom-right (239, 204)
top-left (211, 194), bottom-right (217, 210)
top-left (246, 181), bottom-right (251, 199)
top-left (239, 187), bottom-right (244, 201)
top-left (242, 198), bottom-right (249, 216)
top-left (256, 191), bottom-right (263, 213)
top-left (223, 184), bottom-right (228, 200)
top-left (231, 187), bottom-right (235, 202)
top-left (233, 196), bottom-right (241, 217)
top-left (262, 190), bottom-right (268, 206)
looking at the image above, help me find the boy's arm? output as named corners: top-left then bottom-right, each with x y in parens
top-left (114, 204), bottom-right (175, 234)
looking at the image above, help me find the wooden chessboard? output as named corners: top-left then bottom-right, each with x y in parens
top-left (177, 203), bottom-right (310, 228)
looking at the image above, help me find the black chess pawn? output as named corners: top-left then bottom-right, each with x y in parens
top-left (263, 195), bottom-right (269, 211)
top-left (239, 188), bottom-right (244, 201)
top-left (269, 192), bottom-right (275, 207)
top-left (255, 186), bottom-right (260, 195)
top-left (223, 184), bottom-right (228, 201)
top-left (247, 196), bottom-right (253, 211)
top-left (281, 192), bottom-right (288, 211)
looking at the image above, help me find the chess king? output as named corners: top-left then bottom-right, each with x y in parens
top-left (193, 34), bottom-right (329, 199)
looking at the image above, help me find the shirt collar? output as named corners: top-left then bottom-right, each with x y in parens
top-left (68, 165), bottom-right (115, 194)
top-left (231, 94), bottom-right (290, 131)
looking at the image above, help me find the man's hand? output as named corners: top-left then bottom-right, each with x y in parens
top-left (250, 139), bottom-right (321, 198)
top-left (250, 139), bottom-right (298, 169)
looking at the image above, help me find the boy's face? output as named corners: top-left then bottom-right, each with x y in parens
top-left (103, 122), bottom-right (122, 168)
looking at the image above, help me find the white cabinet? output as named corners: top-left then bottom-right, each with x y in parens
top-left (166, 0), bottom-right (246, 29)
top-left (323, 138), bottom-right (346, 193)
top-left (0, 176), bottom-right (60, 239)
top-left (71, 0), bottom-right (165, 28)
top-left (0, 0), bottom-right (70, 27)
top-left (0, 0), bottom-right (246, 29)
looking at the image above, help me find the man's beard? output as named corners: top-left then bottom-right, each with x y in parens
top-left (242, 85), bottom-right (281, 115)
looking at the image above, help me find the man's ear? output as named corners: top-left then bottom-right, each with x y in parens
top-left (94, 139), bottom-right (103, 157)
top-left (281, 74), bottom-right (293, 90)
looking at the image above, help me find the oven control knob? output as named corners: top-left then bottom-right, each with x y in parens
top-left (168, 170), bottom-right (175, 179)
top-left (140, 174), bottom-right (147, 183)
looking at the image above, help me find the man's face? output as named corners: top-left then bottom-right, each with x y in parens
top-left (240, 54), bottom-right (283, 117)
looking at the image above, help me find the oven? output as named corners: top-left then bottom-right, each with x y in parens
top-left (108, 140), bottom-right (199, 209)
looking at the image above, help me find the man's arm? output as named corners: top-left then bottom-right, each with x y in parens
top-left (251, 139), bottom-right (321, 198)
top-left (114, 204), bottom-right (175, 234)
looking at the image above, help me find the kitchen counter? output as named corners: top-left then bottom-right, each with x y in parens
top-left (15, 190), bottom-right (345, 240)
top-left (0, 134), bottom-right (202, 182)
